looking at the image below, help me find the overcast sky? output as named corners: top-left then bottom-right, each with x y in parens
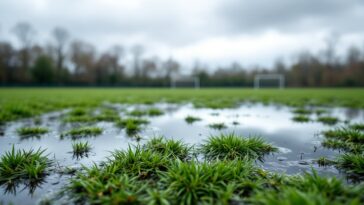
top-left (1, 0), bottom-right (364, 70)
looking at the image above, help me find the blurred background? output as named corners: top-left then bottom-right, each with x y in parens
top-left (0, 0), bottom-right (364, 87)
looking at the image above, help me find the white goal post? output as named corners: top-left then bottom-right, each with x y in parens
top-left (170, 75), bottom-right (200, 89)
top-left (254, 74), bottom-right (285, 89)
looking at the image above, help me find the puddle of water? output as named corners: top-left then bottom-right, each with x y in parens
top-left (0, 103), bottom-right (363, 204)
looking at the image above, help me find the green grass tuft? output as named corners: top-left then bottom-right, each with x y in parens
top-left (63, 115), bottom-right (95, 123)
top-left (17, 127), bottom-right (48, 137)
top-left (185, 115), bottom-right (201, 124)
top-left (129, 109), bottom-right (147, 117)
top-left (322, 126), bottom-right (364, 177)
top-left (336, 153), bottom-right (364, 176)
top-left (125, 120), bottom-right (141, 136)
top-left (7, 105), bottom-right (34, 118)
top-left (321, 138), bottom-right (351, 151)
top-left (115, 118), bottom-right (149, 128)
top-left (0, 146), bottom-right (50, 183)
top-left (94, 109), bottom-right (119, 122)
top-left (115, 118), bottom-right (149, 136)
top-left (208, 123), bottom-right (227, 130)
top-left (69, 108), bottom-right (88, 116)
top-left (67, 167), bottom-right (147, 204)
top-left (316, 157), bottom-right (335, 166)
top-left (147, 108), bottom-right (164, 116)
top-left (292, 108), bottom-right (312, 115)
top-left (251, 170), bottom-right (364, 204)
top-left (160, 160), bottom-right (259, 204)
top-left (200, 133), bottom-right (277, 160)
top-left (110, 146), bottom-right (170, 179)
top-left (129, 108), bottom-right (164, 117)
top-left (350, 123), bottom-right (364, 131)
top-left (317, 116), bottom-right (339, 125)
top-left (62, 127), bottom-right (102, 138)
top-left (251, 187), bottom-right (333, 205)
top-left (292, 115), bottom-right (310, 122)
top-left (72, 141), bottom-right (91, 156)
top-left (315, 109), bottom-right (328, 115)
top-left (144, 137), bottom-right (191, 160)
top-left (323, 128), bottom-right (364, 144)
top-left (144, 189), bottom-right (170, 205)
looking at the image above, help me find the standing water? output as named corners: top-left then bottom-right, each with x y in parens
top-left (0, 103), bottom-right (363, 204)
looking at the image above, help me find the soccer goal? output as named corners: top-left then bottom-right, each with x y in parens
top-left (170, 75), bottom-right (200, 89)
top-left (254, 74), bottom-right (285, 89)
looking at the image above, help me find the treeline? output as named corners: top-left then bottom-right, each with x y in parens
top-left (1, 22), bottom-right (364, 87)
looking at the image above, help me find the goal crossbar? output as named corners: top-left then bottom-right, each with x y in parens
top-left (170, 76), bottom-right (200, 89)
top-left (254, 74), bottom-right (285, 89)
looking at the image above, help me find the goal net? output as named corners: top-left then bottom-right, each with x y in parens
top-left (170, 75), bottom-right (200, 89)
top-left (254, 74), bottom-right (285, 89)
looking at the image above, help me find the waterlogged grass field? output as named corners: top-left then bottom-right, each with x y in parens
top-left (0, 88), bottom-right (364, 204)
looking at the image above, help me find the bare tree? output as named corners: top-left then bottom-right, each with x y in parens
top-left (12, 22), bottom-right (35, 49)
top-left (93, 45), bottom-right (125, 85)
top-left (0, 42), bottom-right (14, 83)
top-left (346, 46), bottom-right (361, 66)
top-left (11, 22), bottom-right (36, 81)
top-left (110, 45), bottom-right (124, 72)
top-left (322, 33), bottom-right (340, 66)
top-left (163, 57), bottom-right (180, 79)
top-left (141, 58), bottom-right (157, 79)
top-left (109, 45), bottom-right (125, 83)
top-left (110, 45), bottom-right (124, 58)
top-left (52, 27), bottom-right (69, 81)
top-left (273, 58), bottom-right (286, 73)
top-left (70, 40), bottom-right (95, 83)
top-left (131, 45), bottom-right (144, 78)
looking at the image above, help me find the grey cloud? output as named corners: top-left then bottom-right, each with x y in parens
top-left (1, 0), bottom-right (364, 67)
top-left (217, 0), bottom-right (364, 34)
top-left (0, 0), bottom-right (219, 46)
top-left (2, 0), bottom-right (363, 47)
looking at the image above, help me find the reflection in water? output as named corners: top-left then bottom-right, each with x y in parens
top-left (1, 178), bottom-right (46, 196)
top-left (72, 152), bottom-right (89, 160)
top-left (0, 126), bottom-right (4, 136)
top-left (0, 103), bottom-right (363, 204)
top-left (345, 108), bottom-right (360, 119)
top-left (19, 135), bottom-right (42, 141)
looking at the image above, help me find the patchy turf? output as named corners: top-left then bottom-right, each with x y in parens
top-left (350, 123), bottom-right (364, 131)
top-left (63, 107), bottom-right (119, 123)
top-left (17, 127), bottom-right (48, 137)
top-left (144, 137), bottom-right (191, 160)
top-left (322, 125), bottom-right (364, 179)
top-left (208, 123), bottom-right (227, 130)
top-left (185, 115), bottom-right (202, 124)
top-left (64, 137), bottom-right (364, 205)
top-left (317, 116), bottom-right (339, 125)
top-left (316, 156), bottom-right (335, 167)
top-left (61, 127), bottom-right (103, 139)
top-left (1, 88), bottom-right (364, 124)
top-left (72, 141), bottom-right (91, 157)
top-left (336, 153), bottom-right (364, 176)
top-left (115, 118), bottom-right (149, 136)
top-left (292, 108), bottom-right (312, 115)
top-left (200, 133), bottom-right (278, 161)
top-left (292, 115), bottom-right (310, 122)
top-left (1, 88), bottom-right (364, 204)
top-left (0, 146), bottom-right (51, 184)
